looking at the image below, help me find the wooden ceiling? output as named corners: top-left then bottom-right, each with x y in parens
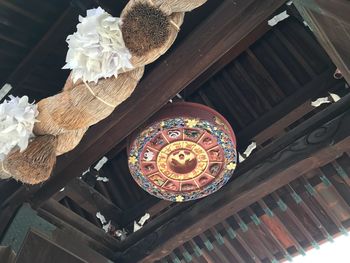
top-left (1, 1), bottom-right (350, 263)
top-left (53, 14), bottom-right (342, 230)
top-left (0, 0), bottom-right (69, 88)
top-left (157, 154), bottom-right (350, 263)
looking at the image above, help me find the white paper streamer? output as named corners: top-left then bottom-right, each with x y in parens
top-left (239, 142), bottom-right (257, 163)
top-left (94, 156), bottom-right (108, 171)
top-left (0, 84), bottom-right (12, 101)
top-left (268, 11), bottom-right (289, 27)
top-left (0, 96), bottom-right (38, 160)
top-left (244, 142), bottom-right (257, 157)
top-left (96, 176), bottom-right (109, 182)
top-left (329, 92), bottom-right (341, 102)
top-left (238, 154), bottom-right (246, 163)
top-left (103, 220), bottom-right (111, 233)
top-left (82, 168), bottom-right (90, 176)
top-left (133, 221), bottom-right (141, 232)
top-left (138, 213), bottom-right (150, 225)
top-left (63, 7), bottom-right (133, 83)
top-left (133, 213), bottom-right (150, 232)
top-left (311, 97), bottom-right (331, 107)
top-left (96, 212), bottom-right (107, 225)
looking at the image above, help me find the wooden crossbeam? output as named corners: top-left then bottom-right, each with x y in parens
top-left (119, 99), bottom-right (350, 262)
top-left (238, 68), bottom-right (338, 147)
top-left (63, 178), bottom-right (125, 226)
top-left (4, 6), bottom-right (79, 94)
top-left (39, 198), bottom-right (121, 252)
top-left (294, 0), bottom-right (350, 84)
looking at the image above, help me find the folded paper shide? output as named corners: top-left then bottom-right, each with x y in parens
top-left (0, 96), bottom-right (38, 160)
top-left (63, 7), bottom-right (133, 83)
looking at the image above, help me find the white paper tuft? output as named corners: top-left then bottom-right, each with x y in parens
top-left (133, 213), bottom-right (150, 232)
top-left (311, 97), bottom-right (331, 107)
top-left (96, 212), bottom-right (107, 224)
top-left (133, 221), bottom-right (142, 232)
top-left (94, 156), bottom-right (108, 171)
top-left (63, 7), bottom-right (133, 83)
top-left (103, 220), bottom-right (111, 233)
top-left (0, 84), bottom-right (12, 101)
top-left (82, 168), bottom-right (90, 176)
top-left (243, 142), bottom-right (257, 158)
top-left (96, 176), bottom-right (109, 182)
top-left (0, 95), bottom-right (38, 160)
top-left (238, 153), bottom-right (246, 163)
top-left (268, 11), bottom-right (289, 27)
top-left (138, 213), bottom-right (150, 225)
top-left (329, 92), bottom-right (341, 102)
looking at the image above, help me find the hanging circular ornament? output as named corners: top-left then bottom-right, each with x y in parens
top-left (128, 102), bottom-right (237, 202)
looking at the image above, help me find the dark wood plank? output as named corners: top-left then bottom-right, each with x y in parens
top-left (39, 199), bottom-right (120, 252)
top-left (253, 101), bottom-right (314, 145)
top-left (237, 68), bottom-right (338, 147)
top-left (52, 229), bottom-right (113, 263)
top-left (38, 208), bottom-right (116, 261)
top-left (63, 178), bottom-right (124, 226)
top-left (285, 184), bottom-right (332, 241)
top-left (30, 0), bottom-right (286, 208)
top-left (16, 230), bottom-right (85, 263)
top-left (217, 234), bottom-right (245, 263)
top-left (270, 192), bottom-right (317, 246)
top-left (299, 176), bottom-right (347, 233)
top-left (0, 204), bottom-right (19, 241)
top-left (245, 206), bottom-right (291, 260)
top-left (294, 0), bottom-right (350, 83)
top-left (258, 200), bottom-right (305, 254)
top-left (333, 156), bottom-right (350, 187)
top-left (233, 214), bottom-right (276, 262)
top-left (183, 21), bottom-right (272, 99)
top-left (5, 6), bottom-right (79, 94)
top-left (221, 221), bottom-right (261, 263)
top-left (0, 245), bottom-right (15, 263)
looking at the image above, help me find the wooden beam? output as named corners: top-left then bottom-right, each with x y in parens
top-left (16, 230), bottom-right (86, 263)
top-left (294, 0), bottom-right (350, 84)
top-left (30, 0), bottom-right (286, 209)
top-left (63, 178), bottom-right (124, 226)
top-left (119, 102), bottom-right (350, 262)
top-left (39, 198), bottom-right (121, 252)
top-left (4, 6), bottom-right (79, 94)
top-left (38, 209), bottom-right (116, 260)
top-left (238, 68), bottom-right (338, 147)
top-left (52, 228), bottom-right (113, 263)
top-left (183, 20), bottom-right (272, 98)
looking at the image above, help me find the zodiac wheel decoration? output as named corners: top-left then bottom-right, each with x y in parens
top-left (128, 102), bottom-right (237, 202)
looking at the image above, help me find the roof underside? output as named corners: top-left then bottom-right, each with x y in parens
top-left (0, 0), bottom-right (349, 262)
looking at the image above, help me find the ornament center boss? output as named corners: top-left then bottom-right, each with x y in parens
top-left (128, 102), bottom-right (237, 202)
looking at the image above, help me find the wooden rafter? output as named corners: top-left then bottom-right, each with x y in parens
top-left (61, 178), bottom-right (124, 226)
top-left (4, 6), bottom-right (79, 93)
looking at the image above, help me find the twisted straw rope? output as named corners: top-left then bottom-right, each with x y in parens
top-left (84, 81), bottom-right (116, 108)
top-left (148, 0), bottom-right (180, 31)
top-left (1, 161), bottom-right (11, 176)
